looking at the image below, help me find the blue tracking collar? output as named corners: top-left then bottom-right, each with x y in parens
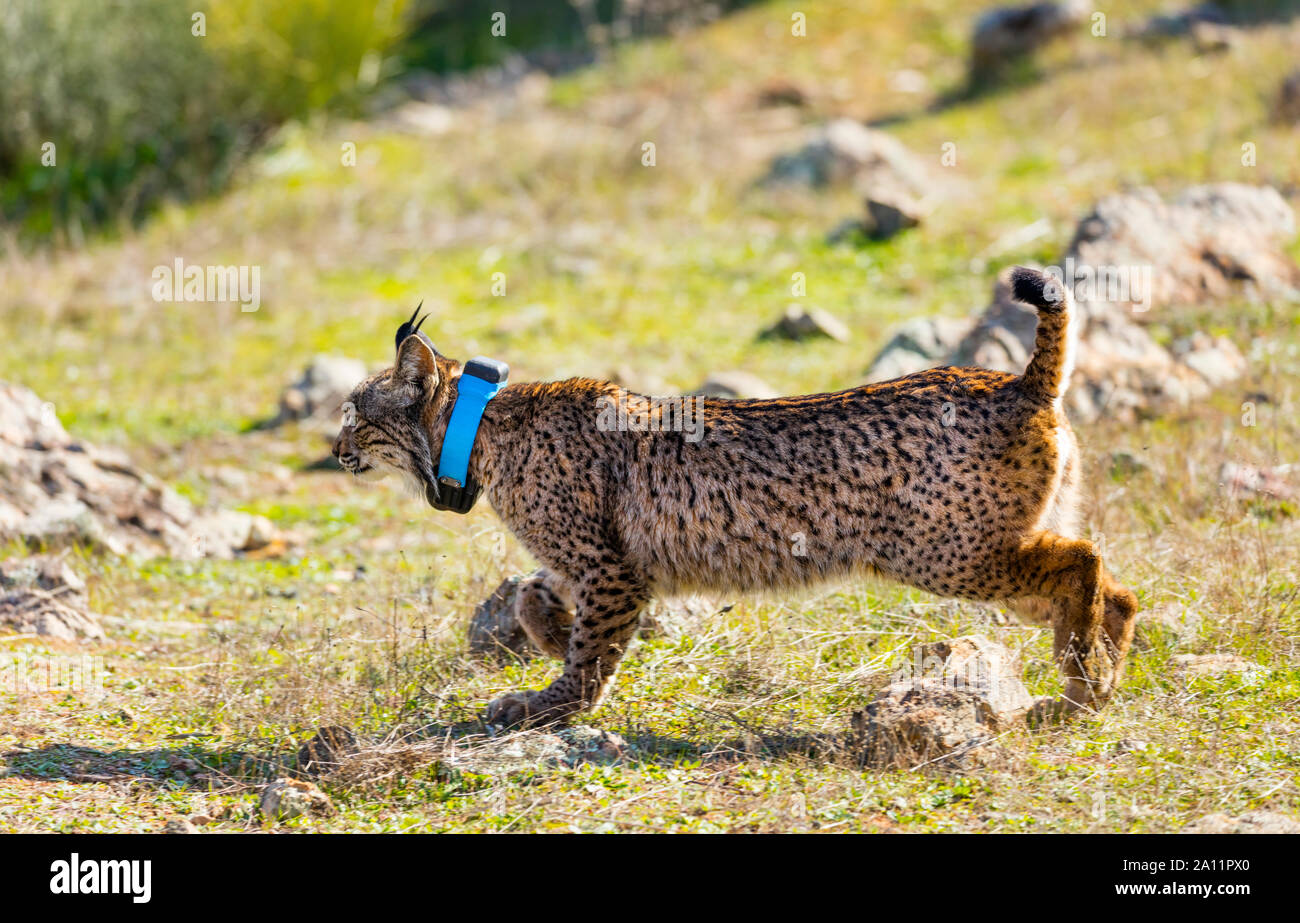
top-left (433, 357), bottom-right (508, 513)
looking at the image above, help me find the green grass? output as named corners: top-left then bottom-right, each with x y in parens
top-left (1, 0), bottom-right (1299, 832)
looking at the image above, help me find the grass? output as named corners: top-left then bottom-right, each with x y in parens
top-left (1, 0), bottom-right (1299, 832)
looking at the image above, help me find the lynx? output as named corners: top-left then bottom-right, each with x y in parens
top-left (334, 267), bottom-right (1139, 726)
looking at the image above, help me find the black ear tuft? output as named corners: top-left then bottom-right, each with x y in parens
top-left (395, 302), bottom-right (433, 355)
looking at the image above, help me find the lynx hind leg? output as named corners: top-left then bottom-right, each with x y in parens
top-left (997, 532), bottom-right (1113, 715)
top-left (514, 569), bottom-right (575, 659)
top-left (1100, 566), bottom-right (1139, 689)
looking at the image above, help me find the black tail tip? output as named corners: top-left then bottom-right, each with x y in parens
top-left (1010, 266), bottom-right (1066, 312)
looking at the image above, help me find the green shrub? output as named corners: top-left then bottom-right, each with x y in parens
top-left (0, 0), bottom-right (409, 243)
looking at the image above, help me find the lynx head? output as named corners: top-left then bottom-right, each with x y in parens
top-left (332, 305), bottom-right (461, 505)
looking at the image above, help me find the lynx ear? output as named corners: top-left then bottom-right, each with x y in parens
top-left (395, 333), bottom-right (439, 395)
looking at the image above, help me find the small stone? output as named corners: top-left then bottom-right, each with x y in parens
top-left (760, 305), bottom-right (851, 343)
top-left (1219, 462), bottom-right (1295, 501)
top-left (863, 187), bottom-right (925, 238)
top-left (259, 778), bottom-right (335, 822)
top-left (560, 727), bottom-right (633, 765)
top-left (269, 355), bottom-right (369, 428)
top-left (693, 372), bottom-right (780, 400)
top-left (970, 1), bottom-right (1090, 83)
top-left (163, 817), bottom-right (198, 834)
top-left (865, 317), bottom-right (974, 383)
top-left (1190, 20), bottom-right (1236, 54)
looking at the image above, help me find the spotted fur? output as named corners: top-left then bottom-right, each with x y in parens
top-left (335, 266), bottom-right (1139, 726)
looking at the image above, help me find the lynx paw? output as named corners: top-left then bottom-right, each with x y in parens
top-left (484, 690), bottom-right (573, 728)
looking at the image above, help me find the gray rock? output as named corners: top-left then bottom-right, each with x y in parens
top-left (259, 778), bottom-right (336, 822)
top-left (853, 636), bottom-right (1031, 769)
top-left (970, 1), bottom-right (1090, 82)
top-left (0, 555), bottom-right (104, 641)
top-left (762, 119), bottom-right (929, 194)
top-left (0, 382), bottom-right (287, 560)
top-left (1134, 3), bottom-right (1229, 41)
top-left (866, 316), bottom-right (975, 383)
top-left (273, 355), bottom-right (369, 427)
top-left (1219, 462), bottom-right (1295, 501)
top-left (1183, 811), bottom-right (1300, 834)
top-left (694, 371), bottom-right (781, 400)
top-left (559, 727), bottom-right (634, 765)
top-left (939, 185), bottom-right (1295, 422)
top-left (760, 305), bottom-right (851, 343)
top-left (1067, 184), bottom-right (1299, 311)
top-left (863, 186), bottom-right (926, 239)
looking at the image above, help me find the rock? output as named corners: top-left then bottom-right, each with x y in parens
top-left (1066, 184), bottom-right (1300, 311)
top-left (970, 1), bottom-right (1090, 83)
top-left (863, 186), bottom-right (926, 239)
top-left (852, 636), bottom-right (1031, 769)
top-left (0, 555), bottom-right (104, 641)
top-left (1190, 20), bottom-right (1236, 54)
top-left (0, 382), bottom-right (288, 560)
top-left (1135, 3), bottom-right (1229, 41)
top-left (559, 727), bottom-right (633, 765)
top-left (269, 355), bottom-right (368, 428)
top-left (759, 305), bottom-right (851, 343)
top-left (467, 575), bottom-right (535, 659)
top-left (1275, 69), bottom-right (1300, 123)
top-left (1173, 334), bottom-right (1248, 388)
top-left (936, 185), bottom-right (1298, 422)
top-left (866, 317), bottom-right (975, 383)
top-left (297, 726), bottom-right (360, 775)
top-left (1218, 462), bottom-right (1295, 501)
top-left (694, 372), bottom-right (781, 400)
top-left (162, 817), bottom-right (198, 834)
top-left (756, 80), bottom-right (808, 108)
top-left (259, 778), bottom-right (335, 822)
top-left (1183, 811), bottom-right (1300, 834)
top-left (1172, 653), bottom-right (1266, 679)
top-left (762, 119), bottom-right (929, 195)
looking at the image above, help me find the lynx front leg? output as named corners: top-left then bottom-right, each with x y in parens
top-left (487, 565), bottom-right (648, 727)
